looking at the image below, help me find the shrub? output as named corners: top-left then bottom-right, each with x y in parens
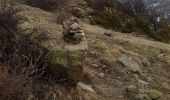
top-left (0, 1), bottom-right (20, 33)
top-left (121, 21), bottom-right (136, 33)
top-left (0, 3), bottom-right (51, 78)
top-left (91, 7), bottom-right (124, 31)
top-left (0, 2), bottom-right (56, 99)
top-left (153, 19), bottom-right (170, 43)
top-left (85, 0), bottom-right (123, 12)
top-left (133, 15), bottom-right (154, 35)
top-left (24, 0), bottom-right (66, 11)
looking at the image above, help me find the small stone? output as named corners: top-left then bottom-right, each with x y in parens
top-left (127, 85), bottom-right (138, 93)
top-left (118, 96), bottom-right (124, 99)
top-left (102, 65), bottom-right (107, 68)
top-left (117, 76), bottom-right (121, 79)
top-left (85, 58), bottom-right (90, 62)
top-left (77, 82), bottom-right (95, 93)
top-left (147, 90), bottom-right (162, 99)
top-left (104, 30), bottom-right (112, 36)
top-left (157, 54), bottom-right (165, 58)
top-left (135, 94), bottom-right (152, 100)
top-left (91, 64), bottom-right (98, 68)
top-left (98, 73), bottom-right (104, 78)
top-left (27, 95), bottom-right (35, 100)
top-left (70, 22), bottom-right (81, 30)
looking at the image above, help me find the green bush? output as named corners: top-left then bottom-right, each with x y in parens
top-left (121, 20), bottom-right (136, 33)
top-left (153, 19), bottom-right (170, 43)
top-left (91, 7), bottom-right (124, 31)
top-left (134, 15), bottom-right (153, 34)
top-left (90, 7), bottom-right (154, 34)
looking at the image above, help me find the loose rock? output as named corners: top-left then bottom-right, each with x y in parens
top-left (77, 82), bottom-right (95, 93)
top-left (91, 64), bottom-right (98, 68)
top-left (98, 73), bottom-right (104, 78)
top-left (70, 22), bottom-right (81, 30)
top-left (104, 30), bottom-right (113, 36)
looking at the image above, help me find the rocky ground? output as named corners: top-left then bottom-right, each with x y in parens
top-left (1, 1), bottom-right (170, 100)
top-left (82, 22), bottom-right (170, 100)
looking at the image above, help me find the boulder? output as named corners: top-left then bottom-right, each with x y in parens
top-left (118, 55), bottom-right (142, 74)
top-left (48, 49), bottom-right (85, 83)
top-left (42, 39), bottom-right (88, 83)
top-left (17, 21), bottom-right (34, 35)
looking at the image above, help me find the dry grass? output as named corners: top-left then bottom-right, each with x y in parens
top-left (0, 1), bottom-right (53, 99)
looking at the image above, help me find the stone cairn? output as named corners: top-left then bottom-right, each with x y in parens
top-left (62, 17), bottom-right (85, 44)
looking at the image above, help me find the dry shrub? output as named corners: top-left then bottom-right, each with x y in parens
top-left (0, 1), bottom-right (53, 99)
top-left (85, 0), bottom-right (113, 11)
top-left (24, 0), bottom-right (67, 11)
top-left (0, 0), bottom-right (52, 78)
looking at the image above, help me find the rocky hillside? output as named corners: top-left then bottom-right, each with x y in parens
top-left (0, 0), bottom-right (169, 100)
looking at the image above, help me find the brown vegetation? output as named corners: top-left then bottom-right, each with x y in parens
top-left (24, 0), bottom-right (67, 11)
top-left (0, 1), bottom-right (53, 99)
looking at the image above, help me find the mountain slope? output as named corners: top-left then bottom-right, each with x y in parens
top-left (1, 2), bottom-right (170, 100)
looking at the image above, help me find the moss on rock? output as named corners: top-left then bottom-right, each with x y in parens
top-left (147, 90), bottom-right (162, 100)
